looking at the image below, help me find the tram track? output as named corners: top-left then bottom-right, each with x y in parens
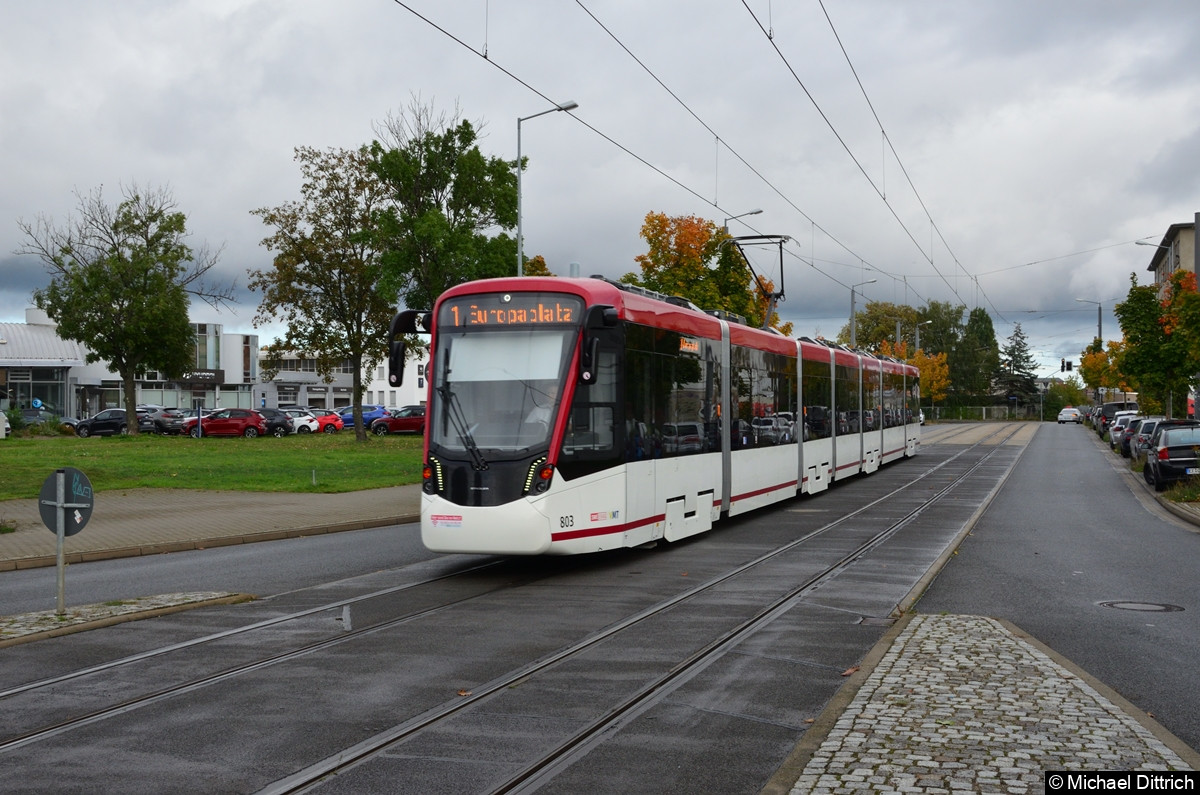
top-left (267, 424), bottom-right (1023, 793)
top-left (1, 424), bottom-right (1023, 793)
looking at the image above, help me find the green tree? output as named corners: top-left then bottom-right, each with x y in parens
top-left (250, 146), bottom-right (397, 441)
top-left (995, 322), bottom-right (1038, 406)
top-left (18, 184), bottom-right (233, 432)
top-left (915, 300), bottom-right (965, 356)
top-left (369, 99), bottom-right (518, 310)
top-left (836, 300), bottom-right (919, 351)
top-left (951, 307), bottom-right (1000, 400)
top-left (1044, 376), bottom-right (1088, 419)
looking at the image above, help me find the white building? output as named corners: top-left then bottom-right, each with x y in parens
top-left (1, 306), bottom-right (427, 418)
top-left (359, 352), bottom-right (429, 410)
top-left (1, 308), bottom-right (259, 418)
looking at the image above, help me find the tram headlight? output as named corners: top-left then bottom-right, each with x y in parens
top-left (534, 463), bottom-right (554, 493)
top-left (423, 457), bottom-right (444, 495)
top-left (523, 457), bottom-right (554, 495)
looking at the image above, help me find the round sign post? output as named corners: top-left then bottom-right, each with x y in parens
top-left (38, 467), bottom-right (94, 615)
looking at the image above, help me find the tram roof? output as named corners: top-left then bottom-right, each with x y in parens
top-left (436, 277), bottom-right (917, 375)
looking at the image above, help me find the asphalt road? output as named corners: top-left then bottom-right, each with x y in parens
top-left (3, 521), bottom-right (436, 615)
top-left (917, 422), bottom-right (1200, 751)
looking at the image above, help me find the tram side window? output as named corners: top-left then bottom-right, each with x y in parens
top-left (802, 357), bottom-right (833, 440)
top-left (882, 371), bottom-right (901, 427)
top-left (732, 346), bottom-right (797, 448)
top-left (907, 377), bottom-right (920, 425)
top-left (558, 341), bottom-right (621, 481)
top-left (834, 361), bottom-right (861, 436)
top-left (772, 352), bottom-right (798, 446)
top-left (622, 323), bottom-right (719, 460)
top-left (863, 365), bottom-right (882, 432)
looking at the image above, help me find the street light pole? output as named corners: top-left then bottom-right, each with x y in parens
top-left (1074, 298), bottom-right (1101, 345)
top-left (849, 279), bottom-right (876, 347)
top-left (915, 320), bottom-right (932, 353)
top-left (517, 99), bottom-right (578, 276)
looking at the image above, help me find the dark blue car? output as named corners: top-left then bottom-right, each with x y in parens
top-left (338, 404), bottom-right (389, 429)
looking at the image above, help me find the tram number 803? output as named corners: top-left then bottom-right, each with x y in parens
top-left (559, 516), bottom-right (575, 529)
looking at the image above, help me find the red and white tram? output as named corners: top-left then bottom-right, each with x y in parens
top-left (389, 276), bottom-right (919, 556)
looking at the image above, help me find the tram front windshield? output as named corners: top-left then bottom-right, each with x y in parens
top-left (431, 297), bottom-right (580, 455)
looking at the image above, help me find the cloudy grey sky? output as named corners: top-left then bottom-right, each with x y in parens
top-left (3, 0), bottom-right (1198, 376)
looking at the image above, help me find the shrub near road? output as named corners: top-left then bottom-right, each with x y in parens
top-left (0, 434), bottom-right (423, 502)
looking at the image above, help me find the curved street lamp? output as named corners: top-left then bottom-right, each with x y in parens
top-left (722, 208), bottom-right (762, 232)
top-left (915, 319), bottom-right (933, 352)
top-left (517, 100), bottom-right (578, 276)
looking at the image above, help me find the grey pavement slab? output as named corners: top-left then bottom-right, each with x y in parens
top-left (0, 485), bottom-right (423, 570)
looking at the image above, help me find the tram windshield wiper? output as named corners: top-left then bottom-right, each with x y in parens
top-left (437, 348), bottom-right (487, 470)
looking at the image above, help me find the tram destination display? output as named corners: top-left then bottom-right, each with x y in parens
top-left (440, 292), bottom-right (583, 328)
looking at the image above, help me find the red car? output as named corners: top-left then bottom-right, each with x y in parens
top-left (311, 409), bottom-right (344, 434)
top-left (183, 408), bottom-right (268, 438)
top-left (370, 405), bottom-right (425, 435)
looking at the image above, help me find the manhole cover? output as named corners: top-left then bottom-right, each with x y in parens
top-left (1098, 601), bottom-right (1184, 612)
top-left (857, 616), bottom-right (897, 626)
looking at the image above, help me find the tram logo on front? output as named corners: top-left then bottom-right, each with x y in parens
top-left (430, 514), bottom-right (463, 528)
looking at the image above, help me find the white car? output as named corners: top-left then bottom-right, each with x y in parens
top-left (0, 412), bottom-right (9, 439)
top-left (282, 408), bottom-right (321, 434)
top-left (1057, 407), bottom-right (1082, 424)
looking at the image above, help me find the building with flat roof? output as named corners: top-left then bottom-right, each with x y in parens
top-left (2, 307), bottom-right (428, 420)
top-left (0, 308), bottom-right (261, 418)
top-left (1144, 212), bottom-right (1199, 296)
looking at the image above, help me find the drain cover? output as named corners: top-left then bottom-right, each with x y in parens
top-left (1099, 601), bottom-right (1184, 612)
top-left (857, 616), bottom-right (897, 626)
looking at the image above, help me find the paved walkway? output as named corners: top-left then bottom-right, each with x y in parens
top-left (2, 478), bottom-right (1198, 787)
top-left (768, 615), bottom-right (1198, 793)
top-left (0, 484), bottom-right (423, 571)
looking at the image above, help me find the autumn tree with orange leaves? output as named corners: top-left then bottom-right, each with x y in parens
top-left (626, 211), bottom-right (791, 334)
top-left (1113, 270), bottom-right (1200, 416)
top-left (876, 339), bottom-right (949, 409)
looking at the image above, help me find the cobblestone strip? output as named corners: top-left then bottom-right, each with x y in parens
top-left (0, 592), bottom-right (238, 642)
top-left (790, 614), bottom-right (1190, 794)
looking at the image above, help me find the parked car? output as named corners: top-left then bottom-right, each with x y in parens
top-left (76, 408), bottom-right (146, 437)
top-left (302, 410), bottom-right (345, 437)
top-left (370, 405), bottom-right (426, 435)
top-left (1096, 401), bottom-right (1138, 437)
top-left (1106, 411), bottom-right (1139, 448)
top-left (0, 412), bottom-right (9, 439)
top-left (1056, 407), bottom-right (1082, 424)
top-left (339, 404), bottom-right (388, 429)
top-left (1131, 418), bottom-right (1168, 465)
top-left (1118, 417), bottom-right (1152, 458)
top-left (280, 405), bottom-right (342, 433)
top-left (281, 408), bottom-right (321, 434)
top-left (310, 409), bottom-right (343, 434)
top-left (256, 407), bottom-right (295, 438)
top-left (661, 421), bottom-right (704, 454)
top-left (182, 408), bottom-right (268, 438)
top-left (751, 416), bottom-right (779, 445)
top-left (20, 408), bottom-right (61, 426)
top-left (141, 407), bottom-right (187, 435)
top-left (1144, 423), bottom-right (1200, 491)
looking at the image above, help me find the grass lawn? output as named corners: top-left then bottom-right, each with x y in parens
top-left (0, 432), bottom-right (424, 501)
